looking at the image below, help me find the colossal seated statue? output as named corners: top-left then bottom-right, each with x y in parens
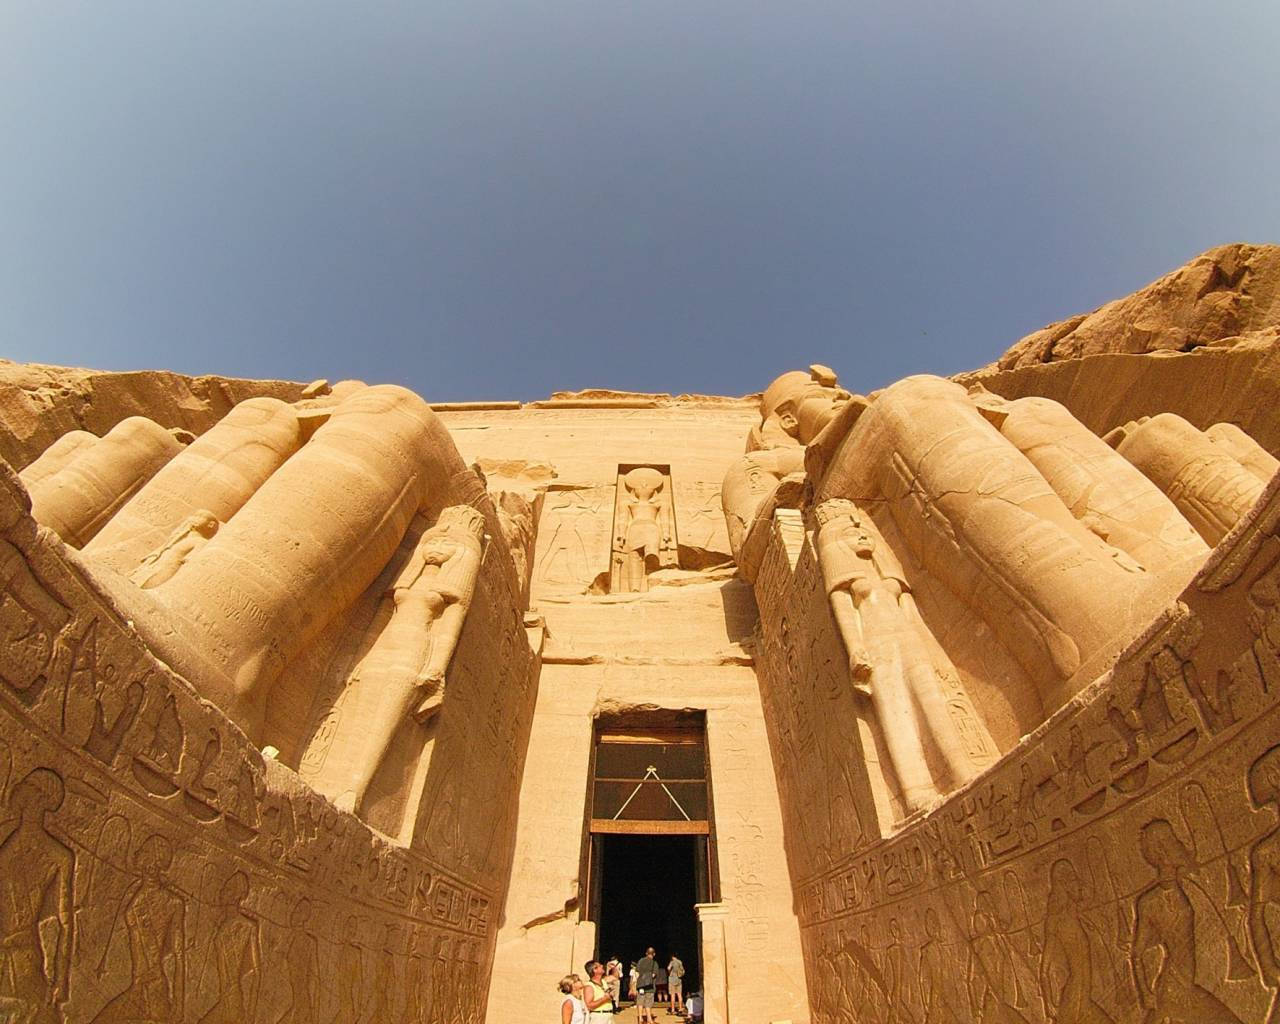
top-left (1108, 412), bottom-right (1268, 545)
top-left (303, 505), bottom-right (485, 815)
top-left (814, 499), bottom-right (994, 812)
top-left (85, 397), bottom-right (304, 576)
top-left (816, 375), bottom-right (1206, 712)
top-left (104, 385), bottom-right (473, 744)
top-left (26, 417), bottom-right (190, 548)
top-left (722, 366), bottom-right (853, 578)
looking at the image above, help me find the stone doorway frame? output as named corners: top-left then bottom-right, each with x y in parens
top-left (578, 710), bottom-right (720, 930)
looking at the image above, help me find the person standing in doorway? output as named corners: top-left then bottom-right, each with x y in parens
top-left (582, 961), bottom-right (616, 1021)
top-left (667, 953), bottom-right (686, 1016)
top-left (605, 956), bottom-right (622, 1012)
top-left (635, 946), bottom-right (659, 1024)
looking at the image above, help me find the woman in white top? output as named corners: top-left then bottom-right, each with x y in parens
top-left (558, 975), bottom-right (586, 1024)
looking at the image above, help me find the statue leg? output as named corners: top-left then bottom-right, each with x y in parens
top-left (870, 650), bottom-right (941, 813)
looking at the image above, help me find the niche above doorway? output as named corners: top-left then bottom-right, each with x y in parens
top-left (608, 463), bottom-right (678, 593)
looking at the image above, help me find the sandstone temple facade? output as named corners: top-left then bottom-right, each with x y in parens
top-left (0, 242), bottom-right (1278, 1022)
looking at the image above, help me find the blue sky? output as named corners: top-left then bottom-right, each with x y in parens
top-left (2, 2), bottom-right (1278, 400)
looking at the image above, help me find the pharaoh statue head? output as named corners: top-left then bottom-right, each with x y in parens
top-left (750, 365), bottom-right (851, 451)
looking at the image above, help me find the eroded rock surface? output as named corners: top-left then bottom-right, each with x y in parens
top-left (999, 242), bottom-right (1280, 369)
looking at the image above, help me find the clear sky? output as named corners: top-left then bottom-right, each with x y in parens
top-left (2, 2), bottom-right (1278, 401)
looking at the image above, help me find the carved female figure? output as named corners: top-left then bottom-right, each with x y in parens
top-left (814, 499), bottom-right (989, 812)
top-left (1130, 819), bottom-right (1242, 1023)
top-left (1039, 859), bottom-right (1112, 1024)
top-left (310, 505), bottom-right (485, 816)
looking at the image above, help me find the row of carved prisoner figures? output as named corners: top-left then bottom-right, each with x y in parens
top-left (0, 502), bottom-right (495, 1024)
top-left (803, 739), bottom-right (1280, 1024)
top-left (10, 387), bottom-right (491, 822)
top-left (0, 756), bottom-right (486, 1023)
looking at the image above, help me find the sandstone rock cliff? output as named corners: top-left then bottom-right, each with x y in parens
top-left (0, 359), bottom-right (313, 469)
top-left (998, 242), bottom-right (1280, 369)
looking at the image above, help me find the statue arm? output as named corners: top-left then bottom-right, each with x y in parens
top-left (1130, 901), bottom-right (1154, 1007)
top-left (828, 588), bottom-right (873, 684)
top-left (247, 922), bottom-right (264, 1017)
top-left (173, 904), bottom-right (187, 1016)
top-left (418, 602), bottom-right (465, 684)
top-left (965, 948), bottom-right (982, 1016)
top-left (1037, 936), bottom-right (1058, 1015)
top-left (54, 855), bottom-right (74, 1002)
top-left (1251, 850), bottom-right (1280, 985)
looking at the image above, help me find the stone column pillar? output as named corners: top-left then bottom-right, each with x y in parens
top-left (696, 902), bottom-right (730, 1024)
top-left (570, 919), bottom-right (596, 975)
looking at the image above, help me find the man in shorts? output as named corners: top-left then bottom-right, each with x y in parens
top-left (634, 946), bottom-right (659, 1023)
top-left (667, 953), bottom-right (685, 1015)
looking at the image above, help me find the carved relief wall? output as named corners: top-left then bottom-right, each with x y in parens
top-left (0, 453), bottom-right (535, 1022)
top-left (755, 472), bottom-right (1280, 1023)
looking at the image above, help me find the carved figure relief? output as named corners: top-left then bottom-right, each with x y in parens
top-left (609, 465), bottom-right (677, 592)
top-left (92, 834), bottom-right (186, 1023)
top-left (1038, 859), bottom-right (1112, 1023)
top-left (128, 509), bottom-right (219, 589)
top-left (1130, 818), bottom-right (1244, 1022)
top-left (196, 871), bottom-right (262, 1024)
top-left (1249, 745), bottom-right (1280, 1011)
top-left (0, 767), bottom-right (74, 1020)
top-left (0, 456), bottom-right (522, 1024)
top-left (814, 498), bottom-right (994, 813)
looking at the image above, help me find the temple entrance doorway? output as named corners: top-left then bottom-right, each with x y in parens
top-left (582, 712), bottom-right (716, 1000)
top-left (594, 835), bottom-right (704, 994)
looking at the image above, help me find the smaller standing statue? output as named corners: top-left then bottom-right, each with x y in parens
top-left (813, 499), bottom-right (993, 813)
top-left (308, 505), bottom-right (486, 816)
top-left (611, 466), bottom-right (677, 593)
top-left (129, 510), bottom-right (219, 589)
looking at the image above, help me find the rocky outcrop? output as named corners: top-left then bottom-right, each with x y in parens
top-left (998, 242), bottom-right (1280, 369)
top-left (0, 359), bottom-right (315, 470)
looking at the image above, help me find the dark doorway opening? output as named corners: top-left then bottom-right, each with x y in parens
top-left (595, 834), bottom-right (702, 994)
